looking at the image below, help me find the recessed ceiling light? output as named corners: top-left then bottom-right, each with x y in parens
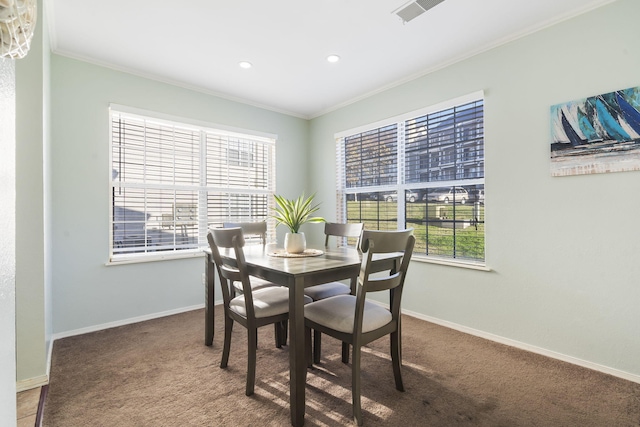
top-left (327, 54), bottom-right (340, 63)
top-left (239, 61), bottom-right (252, 69)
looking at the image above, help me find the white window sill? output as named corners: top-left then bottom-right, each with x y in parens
top-left (411, 255), bottom-right (491, 271)
top-left (106, 250), bottom-right (206, 266)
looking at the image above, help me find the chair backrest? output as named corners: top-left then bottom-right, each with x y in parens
top-left (357, 229), bottom-right (415, 320)
top-left (324, 222), bottom-right (364, 248)
top-left (207, 228), bottom-right (257, 318)
top-left (223, 221), bottom-right (267, 245)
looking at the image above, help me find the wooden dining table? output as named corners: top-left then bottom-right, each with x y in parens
top-left (204, 244), bottom-right (401, 427)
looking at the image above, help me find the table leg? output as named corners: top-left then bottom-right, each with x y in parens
top-left (205, 253), bottom-right (215, 346)
top-left (289, 276), bottom-right (306, 427)
top-left (349, 275), bottom-right (357, 295)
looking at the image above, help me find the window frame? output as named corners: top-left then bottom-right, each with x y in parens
top-left (335, 91), bottom-right (486, 267)
top-left (108, 104), bottom-right (276, 264)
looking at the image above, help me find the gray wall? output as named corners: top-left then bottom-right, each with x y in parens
top-left (50, 56), bottom-right (309, 334)
top-left (0, 56), bottom-right (17, 426)
top-left (309, 0), bottom-right (640, 378)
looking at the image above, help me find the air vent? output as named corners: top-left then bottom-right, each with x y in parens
top-left (394, 0), bottom-right (445, 24)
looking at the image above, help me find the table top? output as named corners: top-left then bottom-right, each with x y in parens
top-left (217, 244), bottom-right (362, 276)
top-left (210, 244), bottom-right (403, 285)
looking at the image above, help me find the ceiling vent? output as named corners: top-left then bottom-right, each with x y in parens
top-left (393, 0), bottom-right (446, 24)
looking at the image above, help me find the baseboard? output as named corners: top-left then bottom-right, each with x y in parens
top-left (16, 374), bottom-right (48, 392)
top-left (51, 303), bottom-right (205, 341)
top-left (401, 307), bottom-right (640, 385)
top-left (16, 340), bottom-right (54, 392)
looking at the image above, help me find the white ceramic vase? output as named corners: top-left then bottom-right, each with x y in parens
top-left (284, 232), bottom-right (306, 254)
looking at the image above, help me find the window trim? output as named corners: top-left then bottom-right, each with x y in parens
top-left (335, 91), bottom-right (486, 267)
top-left (108, 104), bottom-right (276, 264)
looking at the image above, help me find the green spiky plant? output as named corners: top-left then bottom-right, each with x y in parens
top-left (271, 193), bottom-right (325, 234)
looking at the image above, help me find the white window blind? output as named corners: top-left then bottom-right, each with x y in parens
top-left (110, 108), bottom-right (276, 261)
top-left (336, 93), bottom-right (485, 264)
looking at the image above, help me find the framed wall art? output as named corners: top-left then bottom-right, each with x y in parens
top-left (550, 86), bottom-right (640, 176)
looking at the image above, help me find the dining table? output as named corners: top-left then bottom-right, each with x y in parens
top-left (204, 244), bottom-right (401, 427)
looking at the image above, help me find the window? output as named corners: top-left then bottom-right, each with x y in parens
top-left (110, 106), bottom-right (276, 261)
top-left (336, 92), bottom-right (485, 264)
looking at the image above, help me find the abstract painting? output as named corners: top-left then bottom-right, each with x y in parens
top-left (550, 86), bottom-right (640, 176)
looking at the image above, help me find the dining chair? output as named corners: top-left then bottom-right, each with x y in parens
top-left (304, 228), bottom-right (415, 426)
top-left (207, 227), bottom-right (312, 396)
top-left (304, 222), bottom-right (364, 300)
top-left (304, 222), bottom-right (364, 362)
top-left (223, 221), bottom-right (279, 295)
top-left (224, 221), bottom-right (288, 346)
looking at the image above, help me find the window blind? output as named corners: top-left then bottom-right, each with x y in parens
top-left (336, 96), bottom-right (485, 264)
top-left (110, 109), bottom-right (276, 261)
top-left (405, 100), bottom-right (484, 183)
top-left (344, 124), bottom-right (398, 188)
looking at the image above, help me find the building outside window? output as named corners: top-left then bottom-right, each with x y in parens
top-left (336, 92), bottom-right (485, 264)
top-left (109, 106), bottom-right (276, 262)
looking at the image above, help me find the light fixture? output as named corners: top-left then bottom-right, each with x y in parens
top-left (239, 61), bottom-right (252, 69)
top-left (0, 0), bottom-right (37, 59)
top-left (326, 54), bottom-right (340, 63)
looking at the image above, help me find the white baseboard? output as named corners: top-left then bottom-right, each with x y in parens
top-left (402, 307), bottom-right (640, 385)
top-left (16, 375), bottom-right (48, 392)
top-left (51, 303), bottom-right (205, 341)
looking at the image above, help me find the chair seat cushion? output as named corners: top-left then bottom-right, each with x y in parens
top-left (230, 287), bottom-right (312, 318)
top-left (304, 295), bottom-right (392, 334)
top-left (304, 282), bottom-right (351, 301)
top-left (233, 276), bottom-right (278, 293)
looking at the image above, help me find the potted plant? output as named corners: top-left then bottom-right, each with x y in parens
top-left (271, 193), bottom-right (325, 253)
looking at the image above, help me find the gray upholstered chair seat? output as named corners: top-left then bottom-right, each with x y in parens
top-left (233, 276), bottom-right (278, 294)
top-left (304, 281), bottom-right (350, 301)
top-left (304, 294), bottom-right (392, 333)
top-left (230, 287), bottom-right (312, 318)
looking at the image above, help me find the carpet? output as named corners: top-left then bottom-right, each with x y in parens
top-left (43, 309), bottom-right (640, 426)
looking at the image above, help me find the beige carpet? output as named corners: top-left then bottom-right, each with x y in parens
top-left (43, 308), bottom-right (640, 426)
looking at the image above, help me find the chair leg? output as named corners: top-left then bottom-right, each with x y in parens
top-left (221, 317), bottom-right (233, 368)
top-left (274, 323), bottom-right (282, 349)
top-left (305, 326), bottom-right (313, 368)
top-left (281, 321), bottom-right (288, 346)
top-left (246, 327), bottom-right (258, 396)
top-left (313, 330), bottom-right (322, 364)
top-left (275, 321), bottom-right (288, 347)
top-left (391, 331), bottom-right (404, 392)
top-left (352, 344), bottom-right (363, 426)
top-left (341, 341), bottom-right (350, 364)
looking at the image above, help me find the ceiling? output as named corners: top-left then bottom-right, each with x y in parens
top-left (48, 0), bottom-right (615, 119)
